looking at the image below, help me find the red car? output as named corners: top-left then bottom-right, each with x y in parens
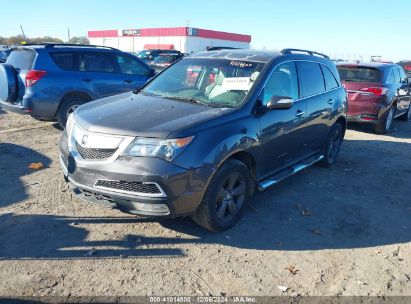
top-left (337, 63), bottom-right (411, 133)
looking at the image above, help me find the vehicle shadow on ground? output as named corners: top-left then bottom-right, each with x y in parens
top-left (348, 120), bottom-right (411, 139)
top-left (1, 138), bottom-right (410, 260)
top-left (0, 213), bottom-right (185, 260)
top-left (0, 143), bottom-right (51, 208)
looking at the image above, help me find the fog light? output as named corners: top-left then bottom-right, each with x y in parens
top-left (131, 202), bottom-right (170, 215)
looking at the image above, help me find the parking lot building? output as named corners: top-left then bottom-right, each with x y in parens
top-left (88, 27), bottom-right (251, 53)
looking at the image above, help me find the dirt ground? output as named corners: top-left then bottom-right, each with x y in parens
top-left (0, 109), bottom-right (410, 298)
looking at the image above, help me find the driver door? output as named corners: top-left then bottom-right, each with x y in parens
top-left (258, 61), bottom-right (307, 177)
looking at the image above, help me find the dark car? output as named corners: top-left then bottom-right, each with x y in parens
top-left (397, 60), bottom-right (411, 81)
top-left (337, 63), bottom-right (411, 133)
top-left (206, 46), bottom-right (241, 51)
top-left (151, 53), bottom-right (184, 73)
top-left (59, 49), bottom-right (347, 231)
top-left (0, 48), bottom-right (11, 63)
top-left (0, 44), bottom-right (155, 127)
top-left (136, 49), bottom-right (182, 64)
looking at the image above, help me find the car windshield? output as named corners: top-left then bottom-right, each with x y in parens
top-left (137, 51), bottom-right (151, 59)
top-left (142, 58), bottom-right (264, 108)
top-left (337, 66), bottom-right (381, 83)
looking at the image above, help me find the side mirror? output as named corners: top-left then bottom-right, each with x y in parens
top-left (149, 68), bottom-right (156, 77)
top-left (266, 96), bottom-right (294, 110)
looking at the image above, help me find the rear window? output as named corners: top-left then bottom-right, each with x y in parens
top-left (6, 49), bottom-right (35, 70)
top-left (321, 65), bottom-right (339, 90)
top-left (79, 52), bottom-right (117, 73)
top-left (337, 66), bottom-right (381, 83)
top-left (50, 52), bottom-right (75, 70)
top-left (297, 61), bottom-right (325, 97)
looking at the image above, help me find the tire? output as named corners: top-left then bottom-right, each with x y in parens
top-left (399, 104), bottom-right (411, 122)
top-left (374, 106), bottom-right (395, 134)
top-left (57, 96), bottom-right (88, 129)
top-left (192, 159), bottom-right (252, 232)
top-left (318, 123), bottom-right (343, 167)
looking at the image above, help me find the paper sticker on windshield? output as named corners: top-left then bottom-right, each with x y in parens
top-left (221, 77), bottom-right (251, 91)
top-left (230, 61), bottom-right (254, 68)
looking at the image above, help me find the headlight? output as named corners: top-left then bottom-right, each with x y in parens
top-left (123, 136), bottom-right (194, 161)
top-left (66, 113), bottom-right (75, 138)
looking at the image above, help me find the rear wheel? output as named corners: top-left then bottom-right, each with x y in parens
top-left (399, 104), bottom-right (411, 121)
top-left (374, 106), bottom-right (395, 134)
top-left (319, 123), bottom-right (343, 167)
top-left (192, 159), bottom-right (251, 231)
top-left (57, 96), bottom-right (89, 129)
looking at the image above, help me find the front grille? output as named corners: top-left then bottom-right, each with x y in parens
top-left (76, 142), bottom-right (116, 160)
top-left (95, 179), bottom-right (162, 195)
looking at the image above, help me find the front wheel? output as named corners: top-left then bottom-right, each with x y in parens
top-left (192, 159), bottom-right (252, 231)
top-left (318, 123), bottom-right (343, 167)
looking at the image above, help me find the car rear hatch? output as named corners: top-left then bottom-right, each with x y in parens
top-left (0, 48), bottom-right (37, 106)
top-left (337, 65), bottom-right (385, 119)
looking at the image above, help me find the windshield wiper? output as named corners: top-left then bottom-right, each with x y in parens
top-left (165, 96), bottom-right (212, 107)
top-left (138, 90), bottom-right (160, 96)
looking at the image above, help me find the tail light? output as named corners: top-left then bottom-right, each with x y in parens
top-left (25, 70), bottom-right (47, 87)
top-left (360, 87), bottom-right (388, 96)
top-left (404, 65), bottom-right (411, 71)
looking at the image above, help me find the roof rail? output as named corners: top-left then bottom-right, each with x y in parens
top-left (281, 48), bottom-right (330, 59)
top-left (13, 43), bottom-right (119, 51)
top-left (43, 43), bottom-right (119, 51)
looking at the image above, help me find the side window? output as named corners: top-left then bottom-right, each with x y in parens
top-left (297, 62), bottom-right (325, 97)
top-left (116, 54), bottom-right (149, 76)
top-left (50, 52), bottom-right (75, 71)
top-left (261, 62), bottom-right (299, 104)
top-left (387, 70), bottom-right (395, 83)
top-left (399, 68), bottom-right (408, 83)
top-left (393, 68), bottom-right (401, 83)
top-left (79, 52), bottom-right (118, 73)
top-left (321, 65), bottom-right (339, 90)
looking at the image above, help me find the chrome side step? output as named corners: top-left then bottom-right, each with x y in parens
top-left (257, 154), bottom-right (324, 191)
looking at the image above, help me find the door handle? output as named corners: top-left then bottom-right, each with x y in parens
top-left (124, 79), bottom-right (133, 83)
top-left (296, 110), bottom-right (305, 117)
top-left (328, 98), bottom-right (335, 104)
top-left (82, 78), bottom-right (92, 83)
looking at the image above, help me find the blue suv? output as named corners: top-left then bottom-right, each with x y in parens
top-left (0, 44), bottom-right (155, 127)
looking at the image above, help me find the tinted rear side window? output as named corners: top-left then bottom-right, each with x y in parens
top-left (50, 52), bottom-right (76, 70)
top-left (321, 65), bottom-right (339, 90)
top-left (393, 68), bottom-right (401, 83)
top-left (337, 66), bottom-right (381, 83)
top-left (6, 49), bottom-right (35, 70)
top-left (79, 52), bottom-right (118, 73)
top-left (297, 62), bottom-right (325, 97)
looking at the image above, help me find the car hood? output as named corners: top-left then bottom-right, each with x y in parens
top-left (74, 91), bottom-right (230, 138)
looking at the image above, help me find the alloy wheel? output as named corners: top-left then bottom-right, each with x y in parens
top-left (386, 108), bottom-right (394, 131)
top-left (327, 127), bottom-right (341, 162)
top-left (215, 172), bottom-right (246, 222)
top-left (67, 104), bottom-right (80, 117)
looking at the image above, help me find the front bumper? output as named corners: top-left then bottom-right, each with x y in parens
top-left (59, 130), bottom-right (213, 218)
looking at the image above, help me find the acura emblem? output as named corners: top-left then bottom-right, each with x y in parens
top-left (81, 135), bottom-right (88, 145)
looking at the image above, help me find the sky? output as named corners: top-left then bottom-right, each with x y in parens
top-left (1, 0), bottom-right (410, 62)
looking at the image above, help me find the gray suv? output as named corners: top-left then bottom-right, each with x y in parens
top-left (0, 44), bottom-right (155, 127)
top-left (60, 49), bottom-right (347, 231)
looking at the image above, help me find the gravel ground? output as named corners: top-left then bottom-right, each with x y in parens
top-left (0, 109), bottom-right (410, 298)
